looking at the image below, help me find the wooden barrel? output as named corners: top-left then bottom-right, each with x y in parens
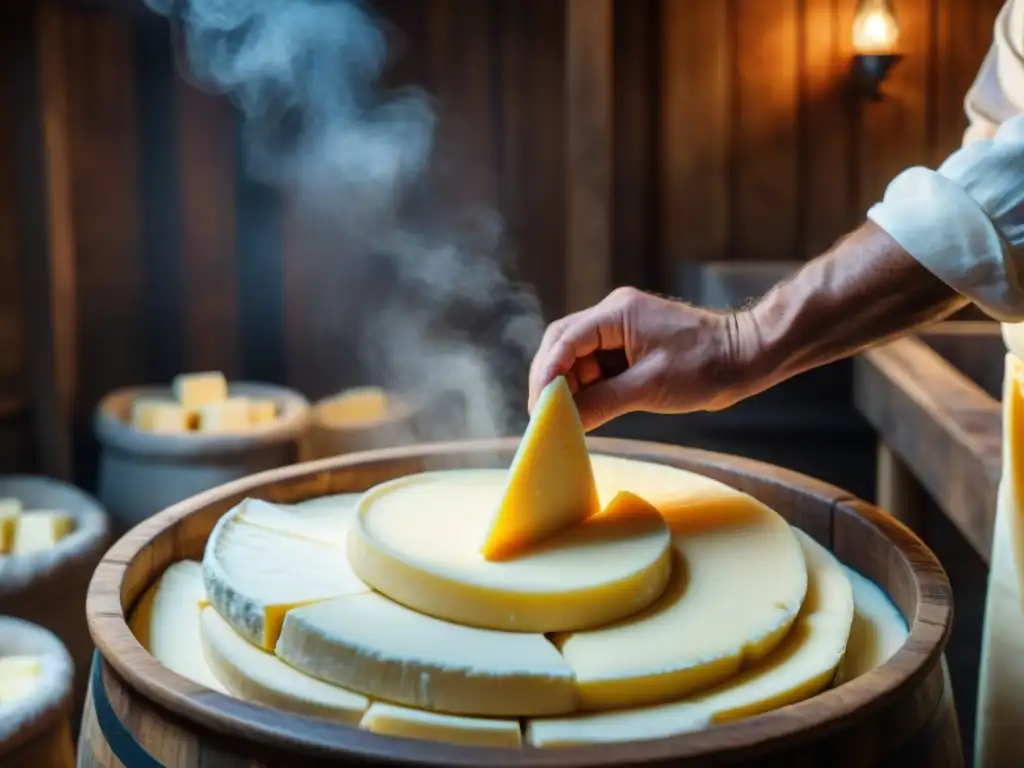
top-left (80, 437), bottom-right (959, 767)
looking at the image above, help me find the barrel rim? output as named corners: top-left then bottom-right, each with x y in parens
top-left (85, 437), bottom-right (952, 766)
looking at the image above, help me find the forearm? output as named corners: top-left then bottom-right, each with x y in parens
top-left (735, 220), bottom-right (968, 395)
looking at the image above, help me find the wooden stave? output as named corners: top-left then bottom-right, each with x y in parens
top-left (82, 437), bottom-right (958, 767)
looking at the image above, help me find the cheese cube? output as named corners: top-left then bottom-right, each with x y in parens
top-left (248, 398), bottom-right (278, 426)
top-left (0, 655), bottom-right (41, 703)
top-left (0, 499), bottom-right (22, 554)
top-left (198, 397), bottom-right (251, 433)
top-left (12, 511), bottom-right (75, 555)
top-left (131, 398), bottom-right (191, 433)
top-left (172, 371), bottom-right (228, 410)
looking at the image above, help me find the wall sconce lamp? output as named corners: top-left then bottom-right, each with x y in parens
top-left (850, 0), bottom-right (902, 100)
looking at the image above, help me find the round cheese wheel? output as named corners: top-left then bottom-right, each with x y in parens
top-left (347, 470), bottom-right (673, 633)
top-left (553, 455), bottom-right (809, 711)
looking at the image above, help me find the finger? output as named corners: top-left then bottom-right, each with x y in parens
top-left (573, 354), bottom-right (603, 388)
top-left (536, 314), bottom-right (624, 393)
top-left (528, 312), bottom-right (583, 408)
top-left (573, 357), bottom-right (661, 432)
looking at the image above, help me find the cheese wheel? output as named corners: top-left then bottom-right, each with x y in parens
top-left (480, 376), bottom-right (601, 560)
top-left (348, 471), bottom-right (672, 632)
top-left (199, 606), bottom-right (368, 723)
top-left (359, 702), bottom-right (522, 748)
top-left (275, 592), bottom-right (577, 716)
top-left (556, 455), bottom-right (808, 710)
top-left (129, 561), bottom-right (227, 693)
top-left (526, 529), bottom-right (854, 747)
top-left (833, 564), bottom-right (908, 685)
top-left (236, 496), bottom-right (358, 547)
top-left (203, 504), bottom-right (368, 649)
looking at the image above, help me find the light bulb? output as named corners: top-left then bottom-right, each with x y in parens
top-left (852, 0), bottom-right (900, 55)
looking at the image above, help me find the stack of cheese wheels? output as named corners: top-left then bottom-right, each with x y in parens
top-left (130, 377), bottom-right (909, 749)
top-left (0, 617), bottom-right (75, 768)
top-left (93, 374), bottom-right (311, 531)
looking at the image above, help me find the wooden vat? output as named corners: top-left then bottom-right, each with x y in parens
top-left (80, 438), bottom-right (958, 767)
top-left (92, 383), bottom-right (311, 532)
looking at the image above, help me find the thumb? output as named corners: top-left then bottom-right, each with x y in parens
top-left (573, 357), bottom-right (662, 432)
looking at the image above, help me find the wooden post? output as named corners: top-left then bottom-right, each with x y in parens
top-left (12, 5), bottom-right (77, 481)
top-left (876, 443), bottom-right (928, 532)
top-left (565, 0), bottom-right (612, 314)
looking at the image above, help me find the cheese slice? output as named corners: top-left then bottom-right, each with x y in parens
top-left (130, 398), bottom-right (191, 433)
top-left (480, 376), bottom-right (600, 560)
top-left (198, 397), bottom-right (251, 433)
top-left (202, 506), bottom-right (368, 649)
top-left (275, 591), bottom-right (577, 716)
top-left (0, 499), bottom-right (21, 553)
top-left (526, 529), bottom-right (854, 747)
top-left (359, 702), bottom-right (522, 748)
top-left (833, 564), bottom-right (907, 685)
top-left (172, 371), bottom-right (228, 410)
top-left (0, 655), bottom-right (42, 703)
top-left (234, 497), bottom-right (356, 548)
top-left (348, 471), bottom-right (671, 632)
top-left (128, 561), bottom-right (227, 693)
top-left (555, 454), bottom-right (808, 711)
top-left (199, 605), bottom-right (367, 722)
top-left (12, 511), bottom-right (74, 554)
top-left (248, 398), bottom-right (278, 426)
top-left (975, 352), bottom-right (1024, 766)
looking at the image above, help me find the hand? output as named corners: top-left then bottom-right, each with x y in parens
top-left (528, 287), bottom-right (754, 432)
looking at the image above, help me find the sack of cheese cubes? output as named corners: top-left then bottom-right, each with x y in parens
top-left (0, 480), bottom-right (108, 747)
top-left (0, 617), bottom-right (75, 768)
top-left (94, 371), bottom-right (311, 531)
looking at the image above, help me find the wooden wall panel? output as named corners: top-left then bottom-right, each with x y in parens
top-left (734, 0), bottom-right (801, 262)
top-left (177, 82), bottom-right (241, 378)
top-left (659, 0), bottom-right (731, 282)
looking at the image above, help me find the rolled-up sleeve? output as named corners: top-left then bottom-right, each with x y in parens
top-left (866, 115), bottom-right (1024, 321)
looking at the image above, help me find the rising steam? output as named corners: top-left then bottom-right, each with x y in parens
top-left (146, 0), bottom-right (544, 440)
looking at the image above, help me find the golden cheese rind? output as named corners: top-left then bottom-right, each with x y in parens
top-left (348, 470), bottom-right (672, 633)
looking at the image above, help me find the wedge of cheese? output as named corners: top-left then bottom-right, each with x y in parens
top-left (526, 529), bottom-right (854, 747)
top-left (480, 376), bottom-right (600, 560)
top-left (202, 506), bottom-right (368, 649)
top-left (359, 702), bottom-right (522, 748)
top-left (12, 511), bottom-right (74, 555)
top-left (129, 561), bottom-right (227, 693)
top-left (833, 564), bottom-right (907, 685)
top-left (554, 454), bottom-right (808, 711)
top-left (0, 655), bottom-right (42, 703)
top-left (0, 499), bottom-right (21, 553)
top-left (198, 397), bottom-right (250, 433)
top-left (234, 497), bottom-right (357, 548)
top-left (130, 398), bottom-right (191, 433)
top-left (199, 605), bottom-right (367, 722)
top-left (348, 471), bottom-right (671, 632)
top-left (275, 591), bottom-right (577, 717)
top-left (172, 371), bottom-right (228, 410)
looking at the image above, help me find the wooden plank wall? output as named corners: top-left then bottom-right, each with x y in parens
top-left (0, 0), bottom-right (1005, 484)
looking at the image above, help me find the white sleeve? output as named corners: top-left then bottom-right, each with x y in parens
top-left (964, 46), bottom-right (1015, 146)
top-left (866, 115), bottom-right (1024, 322)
